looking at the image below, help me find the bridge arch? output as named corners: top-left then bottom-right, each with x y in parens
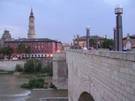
top-left (78, 92), bottom-right (95, 101)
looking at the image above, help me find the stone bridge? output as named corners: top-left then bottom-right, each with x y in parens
top-left (66, 49), bottom-right (135, 101)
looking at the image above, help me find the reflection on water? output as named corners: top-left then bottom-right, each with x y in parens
top-left (0, 75), bottom-right (30, 101)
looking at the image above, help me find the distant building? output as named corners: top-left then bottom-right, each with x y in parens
top-left (4, 38), bottom-right (62, 58)
top-left (0, 30), bottom-right (12, 47)
top-left (73, 35), bottom-right (105, 49)
top-left (0, 9), bottom-right (62, 59)
top-left (1, 30), bottom-right (12, 41)
top-left (123, 34), bottom-right (135, 50)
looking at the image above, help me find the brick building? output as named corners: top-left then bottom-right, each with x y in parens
top-left (4, 38), bottom-right (62, 58)
top-left (0, 9), bottom-right (62, 59)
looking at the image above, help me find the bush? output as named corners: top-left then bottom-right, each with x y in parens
top-left (21, 78), bottom-right (44, 89)
top-left (15, 64), bottom-right (24, 72)
top-left (21, 83), bottom-right (31, 89)
top-left (24, 59), bottom-right (42, 73)
top-left (41, 63), bottom-right (53, 76)
top-left (29, 78), bottom-right (44, 88)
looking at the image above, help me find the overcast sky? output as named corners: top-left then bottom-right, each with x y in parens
top-left (0, 0), bottom-right (134, 43)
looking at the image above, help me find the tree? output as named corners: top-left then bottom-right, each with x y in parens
top-left (1, 46), bottom-right (13, 59)
top-left (101, 39), bottom-right (114, 49)
top-left (24, 59), bottom-right (42, 73)
top-left (17, 43), bottom-right (26, 54)
top-left (17, 43), bottom-right (31, 56)
top-left (89, 39), bottom-right (97, 48)
top-left (25, 46), bottom-right (31, 54)
top-left (42, 62), bottom-right (53, 76)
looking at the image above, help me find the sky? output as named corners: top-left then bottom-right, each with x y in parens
top-left (0, 0), bottom-right (134, 43)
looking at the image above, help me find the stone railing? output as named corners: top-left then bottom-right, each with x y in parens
top-left (67, 49), bottom-right (135, 61)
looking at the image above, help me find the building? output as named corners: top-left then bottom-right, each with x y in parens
top-left (4, 38), bottom-right (62, 58)
top-left (123, 34), bottom-right (135, 50)
top-left (73, 35), bottom-right (105, 49)
top-left (0, 9), bottom-right (62, 59)
top-left (0, 30), bottom-right (12, 47)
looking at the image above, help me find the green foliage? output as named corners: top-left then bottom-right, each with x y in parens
top-left (89, 39), bottom-right (97, 48)
top-left (101, 39), bottom-right (114, 49)
top-left (21, 83), bottom-right (31, 89)
top-left (1, 46), bottom-right (13, 58)
top-left (21, 78), bottom-right (44, 89)
top-left (17, 43), bottom-right (26, 54)
top-left (25, 46), bottom-right (31, 54)
top-left (15, 64), bottom-right (24, 72)
top-left (23, 59), bottom-right (53, 76)
top-left (24, 59), bottom-right (42, 73)
top-left (42, 63), bottom-right (53, 76)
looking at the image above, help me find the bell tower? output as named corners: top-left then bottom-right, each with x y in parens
top-left (28, 8), bottom-right (36, 39)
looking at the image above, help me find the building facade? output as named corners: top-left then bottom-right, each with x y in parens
top-left (123, 35), bottom-right (135, 50)
top-left (73, 35), bottom-right (105, 49)
top-left (0, 9), bottom-right (62, 59)
top-left (4, 38), bottom-right (62, 58)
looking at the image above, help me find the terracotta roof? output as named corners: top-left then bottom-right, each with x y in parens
top-left (4, 38), bottom-right (61, 43)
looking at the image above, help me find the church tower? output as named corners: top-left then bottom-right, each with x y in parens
top-left (28, 8), bottom-right (36, 39)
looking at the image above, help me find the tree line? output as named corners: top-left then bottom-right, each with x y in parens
top-left (0, 43), bottom-right (31, 59)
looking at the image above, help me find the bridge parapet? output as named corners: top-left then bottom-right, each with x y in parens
top-left (66, 49), bottom-right (135, 101)
top-left (67, 49), bottom-right (135, 61)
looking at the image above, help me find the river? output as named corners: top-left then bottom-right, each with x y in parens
top-left (0, 74), bottom-right (68, 101)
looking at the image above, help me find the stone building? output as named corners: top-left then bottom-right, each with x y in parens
top-left (0, 30), bottom-right (12, 47)
top-left (123, 34), bottom-right (135, 50)
top-left (73, 35), bottom-right (105, 49)
top-left (1, 30), bottom-right (12, 41)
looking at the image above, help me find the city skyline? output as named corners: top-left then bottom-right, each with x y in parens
top-left (0, 0), bottom-right (135, 43)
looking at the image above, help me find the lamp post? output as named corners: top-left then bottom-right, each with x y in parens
top-left (115, 6), bottom-right (123, 51)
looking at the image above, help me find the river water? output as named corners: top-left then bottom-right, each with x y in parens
top-left (0, 75), bottom-right (68, 101)
top-left (0, 74), bottom-right (30, 101)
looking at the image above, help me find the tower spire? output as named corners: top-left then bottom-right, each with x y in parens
top-left (28, 8), bottom-right (36, 39)
top-left (30, 8), bottom-right (34, 16)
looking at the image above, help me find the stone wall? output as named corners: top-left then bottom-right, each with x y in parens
top-left (0, 60), bottom-right (25, 71)
top-left (66, 49), bottom-right (135, 101)
top-left (53, 52), bottom-right (68, 89)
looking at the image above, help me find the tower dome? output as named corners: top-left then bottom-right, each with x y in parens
top-left (1, 30), bottom-right (12, 41)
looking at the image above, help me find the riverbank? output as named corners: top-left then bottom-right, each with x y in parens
top-left (0, 74), bottom-right (68, 101)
